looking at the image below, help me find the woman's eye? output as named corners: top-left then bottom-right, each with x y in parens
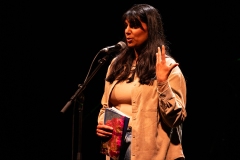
top-left (130, 24), bottom-right (140, 29)
top-left (124, 23), bottom-right (140, 29)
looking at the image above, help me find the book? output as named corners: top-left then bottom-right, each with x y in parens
top-left (100, 107), bottom-right (130, 160)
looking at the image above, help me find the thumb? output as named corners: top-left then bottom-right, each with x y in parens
top-left (170, 63), bottom-right (179, 70)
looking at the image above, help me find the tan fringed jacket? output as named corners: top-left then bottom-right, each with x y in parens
top-left (98, 57), bottom-right (187, 160)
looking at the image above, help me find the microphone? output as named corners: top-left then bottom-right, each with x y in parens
top-left (100, 41), bottom-right (126, 53)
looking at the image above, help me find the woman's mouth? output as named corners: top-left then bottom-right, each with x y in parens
top-left (126, 38), bottom-right (132, 43)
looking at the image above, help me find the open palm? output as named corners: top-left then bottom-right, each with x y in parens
top-left (156, 45), bottom-right (179, 83)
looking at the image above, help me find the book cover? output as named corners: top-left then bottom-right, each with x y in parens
top-left (100, 107), bottom-right (130, 160)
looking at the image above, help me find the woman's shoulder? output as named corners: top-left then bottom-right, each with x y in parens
top-left (111, 57), bottom-right (117, 63)
top-left (106, 56), bottom-right (118, 75)
top-left (108, 57), bottom-right (117, 69)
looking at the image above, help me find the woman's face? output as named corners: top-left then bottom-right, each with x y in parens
top-left (124, 19), bottom-right (148, 49)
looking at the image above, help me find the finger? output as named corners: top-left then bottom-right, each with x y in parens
top-left (96, 132), bottom-right (112, 138)
top-left (96, 125), bottom-right (113, 133)
top-left (96, 130), bottom-right (112, 136)
top-left (97, 124), bottom-right (113, 131)
top-left (161, 45), bottom-right (166, 63)
top-left (158, 47), bottom-right (161, 62)
top-left (96, 129), bottom-right (112, 137)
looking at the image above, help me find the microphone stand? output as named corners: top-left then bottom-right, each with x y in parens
top-left (60, 53), bottom-right (112, 160)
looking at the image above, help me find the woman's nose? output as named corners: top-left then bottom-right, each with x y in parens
top-left (125, 26), bottom-right (131, 34)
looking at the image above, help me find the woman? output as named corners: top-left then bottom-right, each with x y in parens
top-left (96, 4), bottom-right (187, 160)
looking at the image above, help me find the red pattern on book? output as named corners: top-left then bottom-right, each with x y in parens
top-left (101, 117), bottom-right (125, 160)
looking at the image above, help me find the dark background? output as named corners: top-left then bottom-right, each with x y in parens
top-left (1, 1), bottom-right (240, 160)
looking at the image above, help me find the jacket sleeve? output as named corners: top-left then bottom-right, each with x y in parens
top-left (157, 60), bottom-right (187, 128)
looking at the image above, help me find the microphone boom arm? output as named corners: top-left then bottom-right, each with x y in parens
top-left (60, 53), bottom-right (111, 113)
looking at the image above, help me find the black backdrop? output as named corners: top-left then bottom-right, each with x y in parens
top-left (1, 1), bottom-right (240, 160)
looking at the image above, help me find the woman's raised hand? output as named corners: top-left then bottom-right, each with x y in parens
top-left (156, 45), bottom-right (178, 83)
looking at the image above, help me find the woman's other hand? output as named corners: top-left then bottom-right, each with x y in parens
top-left (96, 122), bottom-right (113, 138)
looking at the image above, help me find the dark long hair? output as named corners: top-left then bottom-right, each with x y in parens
top-left (106, 4), bottom-right (171, 85)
